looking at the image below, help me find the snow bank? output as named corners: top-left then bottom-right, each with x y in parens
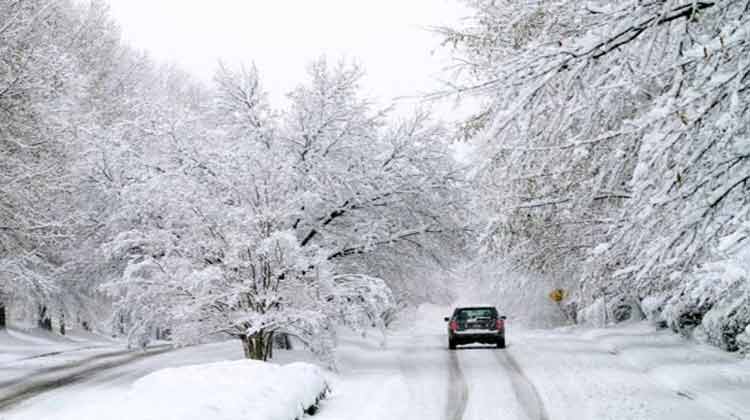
top-left (512, 322), bottom-right (750, 419)
top-left (120, 360), bottom-right (328, 420)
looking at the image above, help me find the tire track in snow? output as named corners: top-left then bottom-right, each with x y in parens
top-left (446, 350), bottom-right (468, 420)
top-left (495, 350), bottom-right (550, 420)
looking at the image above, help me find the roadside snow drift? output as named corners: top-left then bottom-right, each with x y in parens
top-left (121, 360), bottom-right (328, 420)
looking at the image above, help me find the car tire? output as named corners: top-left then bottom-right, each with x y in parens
top-left (496, 337), bottom-right (506, 349)
top-left (449, 339), bottom-right (457, 350)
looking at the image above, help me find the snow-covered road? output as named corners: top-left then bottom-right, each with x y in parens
top-left (317, 305), bottom-right (550, 420)
top-left (318, 305), bottom-right (750, 420)
top-left (2, 305), bottom-right (749, 420)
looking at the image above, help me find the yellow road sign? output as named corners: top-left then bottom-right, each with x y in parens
top-left (549, 289), bottom-right (566, 303)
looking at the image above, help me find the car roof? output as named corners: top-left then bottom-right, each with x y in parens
top-left (454, 306), bottom-right (497, 311)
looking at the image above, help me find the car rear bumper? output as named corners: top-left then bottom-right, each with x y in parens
top-left (450, 331), bottom-right (504, 344)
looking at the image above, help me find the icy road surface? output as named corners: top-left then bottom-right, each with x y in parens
top-left (2, 305), bottom-right (749, 420)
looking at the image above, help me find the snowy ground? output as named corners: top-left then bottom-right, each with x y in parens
top-left (2, 306), bottom-right (749, 420)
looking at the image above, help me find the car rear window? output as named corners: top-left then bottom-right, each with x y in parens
top-left (456, 308), bottom-right (496, 319)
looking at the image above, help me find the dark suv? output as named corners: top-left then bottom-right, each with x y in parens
top-left (444, 306), bottom-right (506, 349)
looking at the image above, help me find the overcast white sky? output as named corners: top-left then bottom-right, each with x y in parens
top-left (105, 0), bottom-right (470, 114)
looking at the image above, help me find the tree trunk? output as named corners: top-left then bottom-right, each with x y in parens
top-left (59, 312), bottom-right (66, 335)
top-left (240, 334), bottom-right (252, 358)
top-left (0, 300), bottom-right (6, 330)
top-left (274, 332), bottom-right (292, 350)
top-left (251, 333), bottom-right (266, 360)
top-left (38, 305), bottom-right (52, 331)
top-left (78, 313), bottom-right (91, 332)
top-left (240, 331), bottom-right (273, 361)
top-left (266, 331), bottom-right (275, 360)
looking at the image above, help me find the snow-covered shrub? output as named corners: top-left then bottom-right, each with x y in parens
top-left (609, 295), bottom-right (645, 323)
top-left (738, 325), bottom-right (750, 356)
top-left (578, 298), bottom-right (606, 327)
top-left (577, 294), bottom-right (645, 327)
top-left (699, 292), bottom-right (750, 352)
top-left (662, 285), bottom-right (717, 339)
top-left (328, 274), bottom-right (395, 346)
top-left (559, 300), bottom-right (579, 324)
top-left (663, 223), bottom-right (750, 351)
top-left (640, 294), bottom-right (670, 327)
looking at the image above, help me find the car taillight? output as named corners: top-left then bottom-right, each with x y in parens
top-left (496, 319), bottom-right (505, 331)
top-left (449, 320), bottom-right (458, 332)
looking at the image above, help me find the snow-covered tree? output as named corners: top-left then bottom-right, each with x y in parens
top-left (102, 58), bottom-right (465, 361)
top-left (0, 0), bottom-right (466, 360)
top-left (283, 58), bottom-right (467, 292)
top-left (0, 0), bottom-right (95, 329)
top-left (1, 0), bottom-right (197, 332)
top-left (443, 0), bottom-right (750, 348)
